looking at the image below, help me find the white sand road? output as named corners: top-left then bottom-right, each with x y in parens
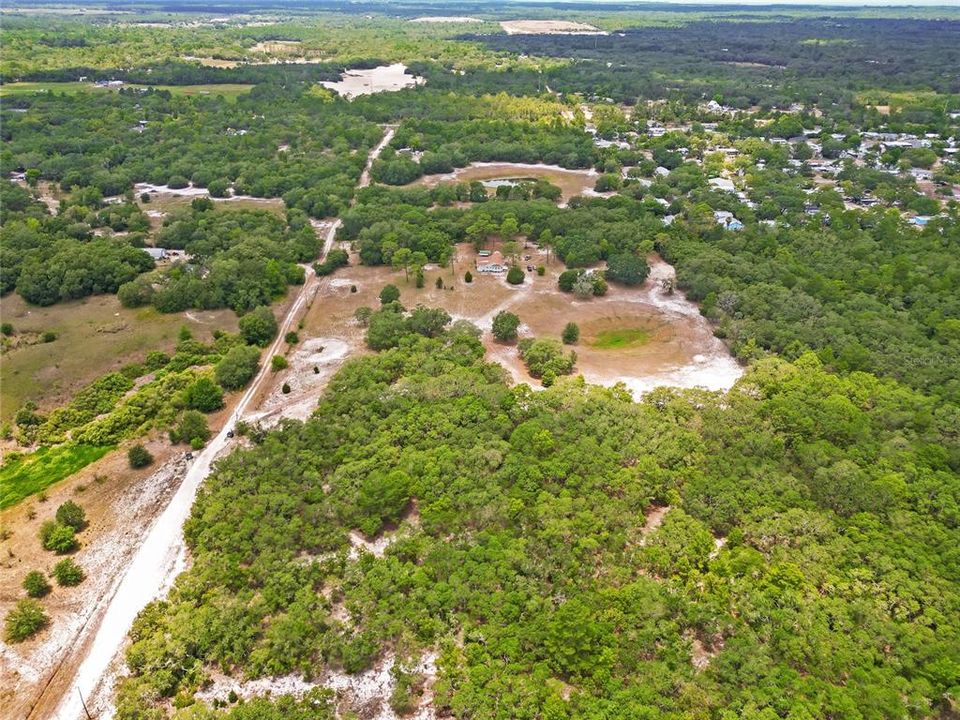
top-left (46, 126), bottom-right (396, 720)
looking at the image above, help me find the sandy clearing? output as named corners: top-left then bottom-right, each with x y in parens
top-left (408, 162), bottom-right (598, 205)
top-left (500, 20), bottom-right (606, 35)
top-left (321, 64), bottom-right (425, 100)
top-left (301, 242), bottom-right (741, 399)
top-left (410, 16), bottom-right (482, 23)
top-left (0, 441), bottom-right (188, 720)
top-left (249, 40), bottom-right (302, 54)
top-left (196, 650), bottom-right (438, 719)
top-left (180, 56), bottom-right (241, 68)
top-left (251, 336), bottom-right (352, 425)
top-left (641, 505), bottom-right (672, 539)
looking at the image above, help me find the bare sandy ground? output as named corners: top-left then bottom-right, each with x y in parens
top-left (321, 64), bottom-right (425, 100)
top-left (408, 162), bottom-right (598, 205)
top-left (303, 243), bottom-right (741, 399)
top-left (197, 650), bottom-right (439, 720)
top-left (410, 16), bottom-right (482, 23)
top-left (0, 436), bottom-right (189, 720)
top-left (500, 20), bottom-right (606, 35)
top-left (180, 56), bottom-right (241, 68)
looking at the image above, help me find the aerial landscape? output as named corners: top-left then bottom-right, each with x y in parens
top-left (0, 0), bottom-right (958, 718)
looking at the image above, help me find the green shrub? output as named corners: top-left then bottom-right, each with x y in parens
top-left (518, 338), bottom-right (577, 380)
top-left (4, 599), bottom-right (48, 642)
top-left (171, 410), bottom-right (210, 447)
top-left (284, 331), bottom-right (299, 345)
top-left (492, 311), bottom-right (520, 342)
top-left (39, 521), bottom-right (77, 553)
top-left (239, 306), bottom-right (278, 347)
top-left (506, 266), bottom-right (525, 285)
top-left (55, 500), bottom-right (86, 531)
top-left (128, 444), bottom-right (153, 469)
top-left (379, 284), bottom-right (401, 305)
top-left (23, 570), bottom-right (51, 598)
top-left (271, 355), bottom-right (289, 372)
top-left (464, 271), bottom-right (473, 283)
top-left (1, 323), bottom-right (13, 336)
top-left (144, 351), bottom-right (170, 371)
top-left (315, 248), bottom-right (349, 276)
top-left (183, 377), bottom-right (224, 413)
top-left (354, 306), bottom-right (374, 327)
top-left (52, 558), bottom-right (85, 586)
top-left (562, 322), bottom-right (580, 345)
top-left (216, 345), bottom-right (261, 390)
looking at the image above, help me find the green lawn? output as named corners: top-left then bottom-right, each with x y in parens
top-left (590, 327), bottom-right (651, 350)
top-left (0, 443), bottom-right (113, 508)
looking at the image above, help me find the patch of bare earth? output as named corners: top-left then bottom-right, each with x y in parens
top-left (685, 630), bottom-right (724, 672)
top-left (320, 64), bottom-right (425, 100)
top-left (299, 243), bottom-right (741, 398)
top-left (0, 438), bottom-right (188, 720)
top-left (500, 20), bottom-right (606, 35)
top-left (195, 650), bottom-right (439, 720)
top-left (407, 162), bottom-right (598, 205)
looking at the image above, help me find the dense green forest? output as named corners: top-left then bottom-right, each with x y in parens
top-left (0, 87), bottom-right (381, 211)
top-left (1, 5), bottom-right (959, 718)
top-left (115, 326), bottom-right (959, 719)
top-left (459, 18), bottom-right (960, 105)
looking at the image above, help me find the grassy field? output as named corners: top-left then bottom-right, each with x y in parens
top-left (0, 443), bottom-right (113, 509)
top-left (856, 89), bottom-right (959, 109)
top-left (0, 82), bottom-right (254, 100)
top-left (590, 327), bottom-right (652, 350)
top-left (0, 293), bottom-right (237, 423)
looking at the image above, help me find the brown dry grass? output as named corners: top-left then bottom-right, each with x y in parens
top-left (0, 294), bottom-right (237, 424)
top-left (408, 163), bottom-right (597, 204)
top-left (298, 243), bottom-right (739, 395)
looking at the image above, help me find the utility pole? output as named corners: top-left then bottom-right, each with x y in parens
top-left (78, 689), bottom-right (94, 720)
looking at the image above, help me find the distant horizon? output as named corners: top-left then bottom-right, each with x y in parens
top-left (513, 0), bottom-right (959, 6)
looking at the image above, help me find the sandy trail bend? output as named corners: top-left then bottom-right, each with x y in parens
top-left (48, 126), bottom-right (395, 720)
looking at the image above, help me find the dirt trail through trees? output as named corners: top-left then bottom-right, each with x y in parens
top-left (44, 126), bottom-right (396, 720)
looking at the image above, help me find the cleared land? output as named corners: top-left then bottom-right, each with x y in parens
top-left (500, 20), bottom-right (605, 35)
top-left (409, 162), bottom-right (598, 204)
top-left (320, 63), bottom-right (424, 99)
top-left (0, 293), bottom-right (237, 423)
top-left (298, 242), bottom-right (742, 402)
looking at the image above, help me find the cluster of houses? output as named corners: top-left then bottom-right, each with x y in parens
top-left (587, 103), bottom-right (959, 230)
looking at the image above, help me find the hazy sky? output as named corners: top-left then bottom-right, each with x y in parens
top-left (605, 1), bottom-right (958, 5)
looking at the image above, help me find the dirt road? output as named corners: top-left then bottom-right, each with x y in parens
top-left (46, 126), bottom-right (396, 720)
